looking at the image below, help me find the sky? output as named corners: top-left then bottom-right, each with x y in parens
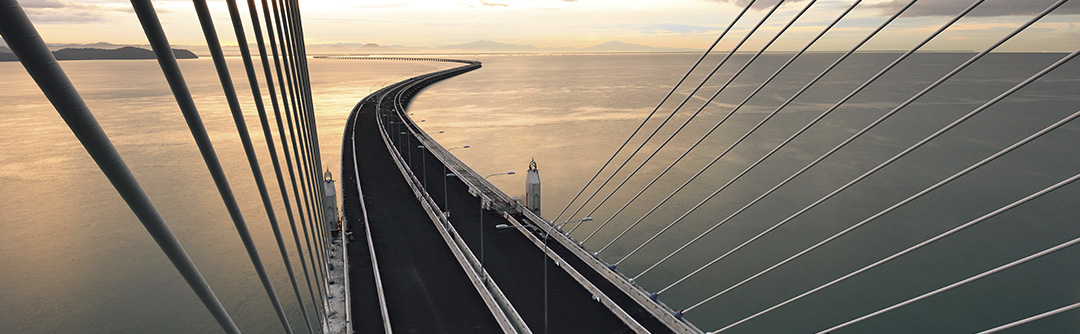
top-left (13, 0), bottom-right (1080, 52)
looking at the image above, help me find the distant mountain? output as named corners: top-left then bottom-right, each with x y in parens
top-left (579, 41), bottom-right (696, 52)
top-left (51, 46), bottom-right (197, 61)
top-left (437, 40), bottom-right (538, 52)
top-left (46, 42), bottom-right (130, 51)
top-left (0, 46), bottom-right (198, 62)
top-left (306, 42), bottom-right (411, 55)
top-left (358, 43), bottom-right (409, 51)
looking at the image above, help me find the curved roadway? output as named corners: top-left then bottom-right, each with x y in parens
top-left (341, 74), bottom-right (501, 333)
top-left (343, 61), bottom-right (665, 333)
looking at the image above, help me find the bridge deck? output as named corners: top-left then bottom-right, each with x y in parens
top-left (343, 89), bottom-right (502, 333)
top-left (379, 65), bottom-right (656, 333)
top-left (343, 61), bottom-right (685, 333)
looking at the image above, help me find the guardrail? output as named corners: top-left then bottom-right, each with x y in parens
top-left (373, 64), bottom-right (533, 334)
top-left (344, 95), bottom-right (393, 333)
top-left (341, 222), bottom-right (353, 334)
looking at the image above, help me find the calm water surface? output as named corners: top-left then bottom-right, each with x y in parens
top-left (2, 53), bottom-right (1079, 333)
top-left (0, 58), bottom-right (452, 333)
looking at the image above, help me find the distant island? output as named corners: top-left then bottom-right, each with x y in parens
top-left (0, 46), bottom-right (197, 61)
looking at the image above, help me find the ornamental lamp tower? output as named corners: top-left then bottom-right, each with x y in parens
top-left (323, 169), bottom-right (339, 231)
top-left (525, 159), bottom-right (541, 214)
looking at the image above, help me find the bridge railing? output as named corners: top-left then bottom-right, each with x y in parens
top-left (373, 65), bottom-right (532, 334)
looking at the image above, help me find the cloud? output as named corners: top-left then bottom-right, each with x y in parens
top-left (702, 0), bottom-right (809, 9)
top-left (351, 3), bottom-right (409, 9)
top-left (867, 0), bottom-right (1080, 17)
top-left (1052, 21), bottom-right (1079, 36)
top-left (21, 0), bottom-right (68, 9)
top-left (20, 0), bottom-right (132, 23)
top-left (28, 12), bottom-right (108, 23)
top-left (480, 1), bottom-right (509, 7)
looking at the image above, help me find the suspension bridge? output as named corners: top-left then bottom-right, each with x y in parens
top-left (2, 0), bottom-right (1078, 333)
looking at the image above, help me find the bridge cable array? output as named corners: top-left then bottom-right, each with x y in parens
top-left (3, 0), bottom-right (334, 332)
top-left (809, 176), bottom-right (1080, 333)
top-left (649, 0), bottom-right (1070, 294)
top-left (699, 47), bottom-right (1080, 331)
top-left (578, 0), bottom-right (872, 248)
top-left (548, 0), bottom-right (1080, 331)
top-left (608, 0), bottom-right (951, 267)
top-left (255, 0), bottom-right (327, 327)
top-left (570, 0), bottom-right (821, 240)
top-left (560, 0), bottom-right (788, 231)
top-left (580, 0), bottom-right (834, 250)
top-left (714, 104), bottom-right (1080, 332)
top-left (271, 0), bottom-right (332, 320)
top-left (551, 0), bottom-right (758, 224)
top-left (0, 2), bottom-right (242, 333)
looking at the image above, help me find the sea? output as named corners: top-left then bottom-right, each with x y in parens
top-left (1, 52), bottom-right (1078, 333)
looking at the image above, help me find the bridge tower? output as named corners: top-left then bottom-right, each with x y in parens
top-left (525, 159), bottom-right (541, 214)
top-left (323, 169), bottom-right (339, 231)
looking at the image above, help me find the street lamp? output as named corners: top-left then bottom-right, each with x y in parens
top-left (400, 131), bottom-right (410, 166)
top-left (417, 145), bottom-right (426, 187)
top-left (543, 217), bottom-right (593, 334)
top-left (442, 145), bottom-right (470, 211)
top-left (480, 171), bottom-right (515, 280)
top-left (387, 121), bottom-right (398, 144)
top-left (445, 173), bottom-right (457, 225)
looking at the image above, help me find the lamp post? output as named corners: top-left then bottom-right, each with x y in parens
top-left (543, 217), bottom-right (592, 334)
top-left (480, 171), bottom-right (515, 280)
top-left (445, 173), bottom-right (456, 226)
top-left (387, 121), bottom-right (397, 145)
top-left (444, 145), bottom-right (470, 210)
top-left (417, 145), bottom-right (426, 187)
top-left (392, 116), bottom-right (400, 137)
top-left (400, 131), bottom-right (409, 166)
